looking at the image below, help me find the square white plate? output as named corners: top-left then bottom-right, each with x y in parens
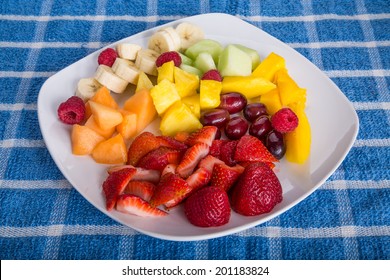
top-left (38, 13), bottom-right (359, 241)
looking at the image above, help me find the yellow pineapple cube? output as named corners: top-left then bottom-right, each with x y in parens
top-left (150, 79), bottom-right (181, 115)
top-left (160, 101), bottom-right (203, 136)
top-left (182, 94), bottom-right (201, 119)
top-left (135, 71), bottom-right (154, 92)
top-left (157, 61), bottom-right (174, 84)
top-left (174, 66), bottom-right (199, 98)
top-left (199, 79), bottom-right (222, 109)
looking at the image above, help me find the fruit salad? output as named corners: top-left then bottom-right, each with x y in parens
top-left (56, 22), bottom-right (311, 228)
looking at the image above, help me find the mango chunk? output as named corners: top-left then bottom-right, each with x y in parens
top-left (274, 69), bottom-right (306, 107)
top-left (221, 76), bottom-right (276, 99)
top-left (259, 88), bottom-right (282, 115)
top-left (251, 52), bottom-right (285, 81)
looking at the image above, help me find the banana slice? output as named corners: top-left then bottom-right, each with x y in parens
top-left (135, 49), bottom-right (160, 76)
top-left (116, 43), bottom-right (142, 60)
top-left (159, 27), bottom-right (181, 51)
top-left (175, 22), bottom-right (205, 50)
top-left (148, 30), bottom-right (177, 54)
top-left (94, 64), bottom-right (128, 93)
top-left (75, 78), bottom-right (102, 101)
top-left (112, 58), bottom-right (140, 85)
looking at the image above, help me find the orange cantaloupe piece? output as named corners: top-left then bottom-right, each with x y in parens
top-left (84, 116), bottom-right (115, 139)
top-left (71, 124), bottom-right (105, 155)
top-left (116, 110), bottom-right (137, 140)
top-left (84, 86), bottom-right (119, 119)
top-left (89, 101), bottom-right (123, 131)
top-left (91, 133), bottom-right (128, 164)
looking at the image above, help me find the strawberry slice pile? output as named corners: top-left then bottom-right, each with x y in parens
top-left (101, 126), bottom-right (283, 226)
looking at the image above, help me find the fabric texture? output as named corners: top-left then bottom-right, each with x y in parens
top-left (0, 0), bottom-right (389, 260)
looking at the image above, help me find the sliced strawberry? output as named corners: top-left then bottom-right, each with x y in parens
top-left (161, 163), bottom-right (177, 176)
top-left (127, 132), bottom-right (162, 166)
top-left (210, 163), bottom-right (244, 192)
top-left (174, 131), bottom-right (190, 143)
top-left (198, 155), bottom-right (225, 173)
top-left (239, 161), bottom-right (276, 169)
top-left (234, 135), bottom-right (278, 163)
top-left (137, 146), bottom-right (183, 171)
top-left (149, 173), bottom-right (189, 207)
top-left (176, 142), bottom-right (210, 178)
top-left (124, 180), bottom-right (156, 202)
top-left (157, 135), bottom-right (188, 151)
top-left (220, 140), bottom-right (238, 166)
top-left (107, 165), bottom-right (161, 183)
top-left (185, 126), bottom-right (218, 147)
top-left (102, 167), bottom-right (136, 211)
top-left (209, 139), bottom-right (228, 158)
top-left (116, 194), bottom-right (168, 217)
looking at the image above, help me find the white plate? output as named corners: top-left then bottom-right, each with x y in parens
top-left (38, 13), bottom-right (359, 241)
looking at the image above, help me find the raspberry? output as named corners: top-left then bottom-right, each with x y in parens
top-left (98, 48), bottom-right (118, 67)
top-left (201, 69), bottom-right (222, 82)
top-left (271, 107), bottom-right (299, 133)
top-left (155, 51), bottom-right (181, 67)
top-left (57, 96), bottom-right (85, 125)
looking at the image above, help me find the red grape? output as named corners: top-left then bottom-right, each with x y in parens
top-left (243, 103), bottom-right (268, 122)
top-left (200, 109), bottom-right (230, 128)
top-left (219, 92), bottom-right (247, 114)
top-left (249, 115), bottom-right (273, 142)
top-left (225, 116), bottom-right (249, 140)
top-left (266, 130), bottom-right (286, 159)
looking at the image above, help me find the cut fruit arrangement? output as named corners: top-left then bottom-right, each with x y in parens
top-left (56, 22), bottom-right (311, 227)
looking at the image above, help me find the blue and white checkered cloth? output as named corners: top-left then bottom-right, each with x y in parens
top-left (0, 0), bottom-right (389, 260)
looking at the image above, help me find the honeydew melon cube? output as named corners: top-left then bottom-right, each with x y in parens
top-left (194, 52), bottom-right (216, 73)
top-left (233, 44), bottom-right (261, 70)
top-left (184, 39), bottom-right (223, 63)
top-left (179, 64), bottom-right (203, 78)
top-left (217, 44), bottom-right (252, 77)
top-left (179, 53), bottom-right (193, 65)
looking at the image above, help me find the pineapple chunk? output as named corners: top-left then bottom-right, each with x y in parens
top-left (174, 66), bottom-right (199, 98)
top-left (251, 52), bottom-right (286, 81)
top-left (150, 79), bottom-right (181, 115)
top-left (221, 76), bottom-right (276, 99)
top-left (160, 101), bottom-right (203, 136)
top-left (89, 101), bottom-right (123, 130)
top-left (182, 94), bottom-right (201, 119)
top-left (92, 133), bottom-right (128, 164)
top-left (135, 71), bottom-right (154, 92)
top-left (71, 124), bottom-right (105, 155)
top-left (199, 79), bottom-right (222, 110)
top-left (157, 61), bottom-right (174, 84)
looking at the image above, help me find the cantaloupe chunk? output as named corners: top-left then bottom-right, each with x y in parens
top-left (116, 110), bottom-right (137, 140)
top-left (135, 71), bottom-right (154, 92)
top-left (91, 133), bottom-right (127, 164)
top-left (90, 86), bottom-right (119, 109)
top-left (84, 116), bottom-right (115, 139)
top-left (89, 101), bottom-right (123, 131)
top-left (71, 124), bottom-right (105, 155)
top-left (124, 88), bottom-right (157, 133)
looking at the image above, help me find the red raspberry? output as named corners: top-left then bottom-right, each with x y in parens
top-left (201, 69), bottom-right (222, 82)
top-left (155, 51), bottom-right (182, 67)
top-left (271, 107), bottom-right (299, 133)
top-left (98, 48), bottom-right (118, 67)
top-left (184, 186), bottom-right (230, 227)
top-left (57, 96), bottom-right (85, 125)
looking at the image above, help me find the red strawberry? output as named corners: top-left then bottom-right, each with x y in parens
top-left (230, 162), bottom-right (283, 216)
top-left (185, 126), bottom-right (218, 147)
top-left (124, 180), bottom-right (156, 202)
top-left (157, 135), bottom-right (188, 151)
top-left (176, 142), bottom-right (210, 178)
top-left (149, 173), bottom-right (189, 207)
top-left (220, 140), bottom-right (238, 166)
top-left (102, 167), bottom-right (136, 211)
top-left (161, 163), bottom-right (177, 176)
top-left (116, 194), bottom-right (167, 217)
top-left (198, 155), bottom-right (225, 173)
top-left (136, 146), bottom-right (183, 171)
top-left (174, 131), bottom-right (190, 143)
top-left (234, 135), bottom-right (278, 163)
top-left (126, 132), bottom-right (162, 166)
top-left (209, 139), bottom-right (228, 158)
top-left (107, 165), bottom-right (161, 183)
top-left (210, 163), bottom-right (244, 192)
top-left (184, 186), bottom-right (230, 227)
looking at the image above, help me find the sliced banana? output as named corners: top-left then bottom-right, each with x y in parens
top-left (116, 43), bottom-right (142, 60)
top-left (94, 64), bottom-right (128, 93)
top-left (175, 22), bottom-right (204, 50)
top-left (159, 27), bottom-right (181, 51)
top-left (75, 78), bottom-right (102, 101)
top-left (135, 49), bottom-right (160, 76)
top-left (112, 58), bottom-right (140, 85)
top-left (148, 30), bottom-right (178, 54)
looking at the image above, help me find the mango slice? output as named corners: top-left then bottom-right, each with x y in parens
top-left (221, 76), bottom-right (276, 99)
top-left (251, 52), bottom-right (286, 81)
top-left (274, 69), bottom-right (306, 107)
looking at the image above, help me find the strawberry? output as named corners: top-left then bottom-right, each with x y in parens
top-left (210, 163), bottom-right (244, 192)
top-left (126, 132), bottom-right (163, 166)
top-left (198, 155), bottom-right (225, 173)
top-left (102, 167), bottom-right (136, 211)
top-left (161, 163), bottom-right (177, 176)
top-left (209, 139), bottom-right (228, 158)
top-left (157, 135), bottom-right (188, 151)
top-left (174, 131), bottom-right (190, 143)
top-left (234, 135), bottom-right (278, 163)
top-left (220, 140), bottom-right (238, 166)
top-left (230, 162), bottom-right (283, 216)
top-left (107, 165), bottom-right (161, 183)
top-left (149, 173), bottom-right (189, 207)
top-left (185, 126), bottom-right (218, 147)
top-left (116, 194), bottom-right (168, 217)
top-left (184, 186), bottom-right (230, 227)
top-left (136, 146), bottom-right (183, 171)
top-left (176, 142), bottom-right (210, 178)
top-left (124, 180), bottom-right (156, 202)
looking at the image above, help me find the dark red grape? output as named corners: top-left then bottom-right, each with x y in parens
top-left (219, 92), bottom-right (247, 114)
top-left (214, 128), bottom-right (222, 140)
top-left (249, 115), bottom-right (273, 142)
top-left (225, 116), bottom-right (248, 140)
top-left (200, 109), bottom-right (230, 128)
top-left (266, 130), bottom-right (286, 159)
top-left (243, 103), bottom-right (268, 122)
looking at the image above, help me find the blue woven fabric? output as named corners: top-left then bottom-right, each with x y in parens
top-left (0, 0), bottom-right (389, 260)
